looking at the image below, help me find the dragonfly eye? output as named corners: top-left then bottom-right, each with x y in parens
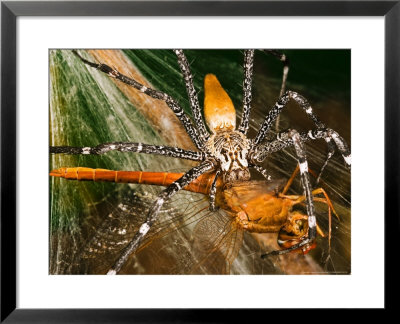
top-left (294, 219), bottom-right (306, 233)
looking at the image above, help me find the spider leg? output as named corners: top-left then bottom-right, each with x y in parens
top-left (174, 50), bottom-right (210, 142)
top-left (238, 49), bottom-right (255, 135)
top-left (254, 91), bottom-right (326, 145)
top-left (251, 129), bottom-right (351, 169)
top-left (50, 142), bottom-right (205, 161)
top-left (262, 50), bottom-right (290, 131)
top-left (107, 160), bottom-right (215, 274)
top-left (72, 50), bottom-right (205, 151)
top-left (316, 136), bottom-right (336, 185)
top-left (209, 170), bottom-right (221, 211)
top-left (263, 50), bottom-right (290, 98)
top-left (249, 163), bottom-right (272, 182)
top-left (261, 129), bottom-right (316, 257)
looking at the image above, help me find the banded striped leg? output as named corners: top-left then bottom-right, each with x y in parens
top-left (250, 164), bottom-right (272, 182)
top-left (209, 170), bottom-right (221, 211)
top-left (174, 49), bottom-right (209, 143)
top-left (316, 137), bottom-right (336, 184)
top-left (108, 160), bottom-right (215, 274)
top-left (254, 91), bottom-right (326, 146)
top-left (261, 130), bottom-right (316, 257)
top-left (263, 50), bottom-right (290, 131)
top-left (238, 49), bottom-right (255, 135)
top-left (276, 131), bottom-right (351, 185)
top-left (251, 129), bottom-right (351, 169)
top-left (50, 142), bottom-right (205, 161)
top-left (72, 50), bottom-right (205, 150)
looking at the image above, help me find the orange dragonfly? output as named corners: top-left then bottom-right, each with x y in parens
top-left (50, 165), bottom-right (338, 274)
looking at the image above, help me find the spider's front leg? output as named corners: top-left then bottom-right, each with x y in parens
top-left (228, 48), bottom-right (291, 137)
top-left (50, 142), bottom-right (205, 161)
top-left (72, 50), bottom-right (206, 151)
top-left (262, 49), bottom-right (290, 131)
top-left (174, 49), bottom-right (209, 143)
top-left (254, 90), bottom-right (327, 146)
top-left (108, 160), bottom-right (216, 274)
top-left (261, 129), bottom-right (317, 257)
top-left (238, 49), bottom-right (255, 135)
top-left (253, 89), bottom-right (351, 175)
top-left (251, 128), bottom-right (351, 171)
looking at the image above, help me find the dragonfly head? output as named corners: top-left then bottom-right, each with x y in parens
top-left (277, 211), bottom-right (316, 255)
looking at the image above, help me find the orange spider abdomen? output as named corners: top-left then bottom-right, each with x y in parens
top-left (204, 74), bottom-right (236, 133)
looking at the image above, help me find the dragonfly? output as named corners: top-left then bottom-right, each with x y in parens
top-left (50, 164), bottom-right (338, 274)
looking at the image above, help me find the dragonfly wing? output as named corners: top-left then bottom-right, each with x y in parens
top-left (190, 209), bottom-right (244, 274)
top-left (72, 186), bottom-right (230, 274)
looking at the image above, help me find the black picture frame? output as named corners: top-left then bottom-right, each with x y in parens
top-left (1, 0), bottom-right (397, 321)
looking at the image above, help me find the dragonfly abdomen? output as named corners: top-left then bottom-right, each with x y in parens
top-left (50, 167), bottom-right (221, 195)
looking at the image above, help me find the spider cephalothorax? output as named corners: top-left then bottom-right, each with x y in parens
top-left (50, 49), bottom-right (351, 274)
top-left (205, 130), bottom-right (251, 183)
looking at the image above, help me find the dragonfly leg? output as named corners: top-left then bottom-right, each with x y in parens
top-left (280, 191), bottom-right (339, 221)
top-left (281, 164), bottom-right (323, 195)
top-left (72, 50), bottom-right (206, 151)
top-left (281, 165), bottom-right (300, 195)
top-left (107, 160), bottom-right (215, 274)
top-left (50, 142), bottom-right (205, 162)
top-left (237, 49), bottom-right (255, 135)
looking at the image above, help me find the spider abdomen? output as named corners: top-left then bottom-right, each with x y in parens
top-left (206, 130), bottom-right (251, 183)
top-left (204, 74), bottom-right (236, 133)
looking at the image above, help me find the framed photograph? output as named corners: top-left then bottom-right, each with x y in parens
top-left (1, 0), bottom-right (397, 321)
top-left (48, 48), bottom-right (351, 277)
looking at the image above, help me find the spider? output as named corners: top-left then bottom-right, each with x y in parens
top-left (50, 49), bottom-right (351, 275)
